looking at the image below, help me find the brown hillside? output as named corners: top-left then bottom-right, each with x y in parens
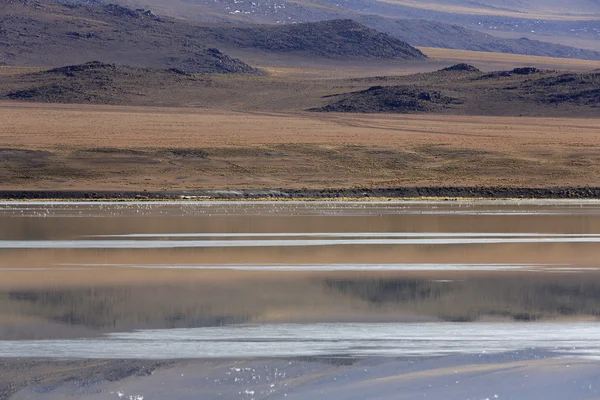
top-left (0, 1), bottom-right (426, 72)
top-left (311, 65), bottom-right (600, 116)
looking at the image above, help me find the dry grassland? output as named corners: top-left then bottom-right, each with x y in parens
top-left (419, 47), bottom-right (600, 71)
top-left (0, 66), bottom-right (46, 76)
top-left (2, 102), bottom-right (600, 190)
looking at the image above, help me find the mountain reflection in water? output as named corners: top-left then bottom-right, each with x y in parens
top-left (0, 200), bottom-right (599, 358)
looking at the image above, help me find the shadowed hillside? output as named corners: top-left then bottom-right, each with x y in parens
top-left (3, 62), bottom-right (205, 104)
top-left (0, 1), bottom-right (260, 73)
top-left (3, 61), bottom-right (600, 117)
top-left (355, 16), bottom-right (600, 61)
top-left (116, 0), bottom-right (600, 53)
top-left (192, 19), bottom-right (426, 60)
top-left (311, 65), bottom-right (600, 115)
top-left (0, 1), bottom-right (426, 72)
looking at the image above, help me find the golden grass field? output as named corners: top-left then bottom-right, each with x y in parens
top-left (419, 47), bottom-right (600, 71)
top-left (2, 102), bottom-right (600, 190)
top-left (226, 47), bottom-right (600, 79)
top-left (0, 66), bottom-right (45, 76)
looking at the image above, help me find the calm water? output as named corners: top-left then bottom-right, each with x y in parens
top-left (1, 200), bottom-right (600, 359)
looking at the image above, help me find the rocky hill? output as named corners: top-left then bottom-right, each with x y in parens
top-left (2, 62), bottom-right (200, 104)
top-left (0, 1), bottom-right (260, 73)
top-left (193, 19), bottom-right (426, 60)
top-left (311, 65), bottom-right (600, 116)
top-left (116, 0), bottom-right (600, 53)
top-left (327, 0), bottom-right (600, 50)
top-left (3, 59), bottom-right (600, 117)
top-left (356, 16), bottom-right (600, 61)
top-left (0, 1), bottom-right (426, 71)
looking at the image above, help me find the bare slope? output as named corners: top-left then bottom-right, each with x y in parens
top-left (192, 19), bottom-right (426, 60)
top-left (0, 1), bottom-right (259, 73)
top-left (361, 0), bottom-right (600, 20)
top-left (116, 0), bottom-right (600, 53)
top-left (3, 62), bottom-right (202, 105)
top-left (356, 16), bottom-right (600, 61)
top-left (0, 1), bottom-right (425, 71)
top-left (119, 0), bottom-right (600, 22)
top-left (329, 0), bottom-right (600, 49)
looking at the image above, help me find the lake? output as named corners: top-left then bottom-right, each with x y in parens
top-left (1, 200), bottom-right (600, 399)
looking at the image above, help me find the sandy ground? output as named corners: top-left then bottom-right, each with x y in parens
top-left (2, 102), bottom-right (600, 190)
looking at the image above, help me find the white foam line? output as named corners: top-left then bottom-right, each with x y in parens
top-left (0, 268), bottom-right (94, 271)
top-left (55, 263), bottom-right (577, 272)
top-left (2, 322), bottom-right (600, 359)
top-left (55, 263), bottom-right (555, 271)
top-left (4, 237), bottom-right (600, 248)
top-left (85, 232), bottom-right (600, 238)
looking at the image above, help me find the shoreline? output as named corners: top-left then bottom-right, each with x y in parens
top-left (1, 187), bottom-right (600, 201)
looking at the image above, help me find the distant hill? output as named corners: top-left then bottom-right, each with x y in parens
top-left (116, 0), bottom-right (600, 57)
top-left (193, 19), bottom-right (426, 60)
top-left (4, 60), bottom-right (600, 117)
top-left (119, 0), bottom-right (600, 22)
top-left (326, 0), bottom-right (600, 50)
top-left (2, 62), bottom-right (198, 105)
top-left (0, 1), bottom-right (259, 73)
top-left (0, 1), bottom-right (425, 70)
top-left (356, 17), bottom-right (600, 61)
top-left (351, 0), bottom-right (600, 19)
top-left (119, 0), bottom-right (347, 23)
top-left (311, 66), bottom-right (600, 116)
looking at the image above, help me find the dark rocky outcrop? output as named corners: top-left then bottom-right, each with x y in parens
top-left (311, 85), bottom-right (462, 113)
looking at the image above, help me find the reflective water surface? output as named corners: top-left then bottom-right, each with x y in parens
top-left (3, 201), bottom-right (600, 399)
top-left (1, 201), bottom-right (600, 357)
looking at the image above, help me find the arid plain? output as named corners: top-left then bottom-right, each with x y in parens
top-left (3, 41), bottom-right (600, 194)
top-left (2, 101), bottom-right (600, 191)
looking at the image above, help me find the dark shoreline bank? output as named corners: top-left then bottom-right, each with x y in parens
top-left (0, 359), bottom-right (176, 400)
top-left (1, 187), bottom-right (600, 200)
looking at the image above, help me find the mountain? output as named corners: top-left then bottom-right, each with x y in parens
top-left (115, 0), bottom-right (600, 57)
top-left (192, 19), bottom-right (426, 60)
top-left (355, 16), bottom-right (600, 60)
top-left (120, 0), bottom-right (347, 23)
top-left (325, 0), bottom-right (600, 49)
top-left (0, 1), bottom-right (259, 73)
top-left (348, 0), bottom-right (600, 19)
top-left (120, 0), bottom-right (600, 22)
top-left (0, 1), bottom-right (426, 70)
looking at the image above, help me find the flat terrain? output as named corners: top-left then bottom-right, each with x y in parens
top-left (419, 47), bottom-right (600, 71)
top-left (223, 47), bottom-right (600, 77)
top-left (2, 102), bottom-right (600, 190)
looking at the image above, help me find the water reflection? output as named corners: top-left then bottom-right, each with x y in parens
top-left (2, 271), bottom-right (600, 341)
top-left (0, 201), bottom-right (599, 359)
